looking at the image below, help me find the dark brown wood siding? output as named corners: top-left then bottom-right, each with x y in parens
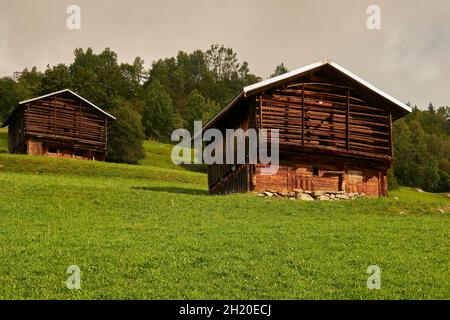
top-left (6, 92), bottom-right (111, 161)
top-left (25, 95), bottom-right (107, 153)
top-left (206, 77), bottom-right (393, 197)
top-left (207, 98), bottom-right (257, 194)
top-left (254, 156), bottom-right (388, 197)
top-left (257, 82), bottom-right (392, 161)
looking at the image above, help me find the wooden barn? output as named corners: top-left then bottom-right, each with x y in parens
top-left (203, 60), bottom-right (411, 197)
top-left (1, 89), bottom-right (116, 161)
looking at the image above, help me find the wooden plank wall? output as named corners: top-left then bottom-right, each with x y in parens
top-left (207, 99), bottom-right (255, 194)
top-left (209, 164), bottom-right (252, 195)
top-left (24, 95), bottom-right (107, 154)
top-left (254, 162), bottom-right (387, 197)
top-left (256, 82), bottom-right (392, 160)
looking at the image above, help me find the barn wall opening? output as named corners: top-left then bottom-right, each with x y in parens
top-left (312, 166), bottom-right (319, 176)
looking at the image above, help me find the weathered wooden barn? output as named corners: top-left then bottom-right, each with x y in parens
top-left (1, 89), bottom-right (116, 161)
top-left (203, 60), bottom-right (411, 197)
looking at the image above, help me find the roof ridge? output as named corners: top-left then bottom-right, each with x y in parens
top-left (203, 59), bottom-right (411, 131)
top-left (1, 89), bottom-right (115, 127)
top-left (19, 89), bottom-right (116, 120)
top-left (243, 59), bottom-right (411, 113)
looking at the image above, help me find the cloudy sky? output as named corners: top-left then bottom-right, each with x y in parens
top-left (0, 0), bottom-right (449, 108)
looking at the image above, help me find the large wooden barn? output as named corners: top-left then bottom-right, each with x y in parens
top-left (203, 60), bottom-right (411, 197)
top-left (1, 89), bottom-right (115, 161)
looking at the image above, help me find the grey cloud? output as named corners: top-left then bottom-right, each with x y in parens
top-left (0, 0), bottom-right (449, 107)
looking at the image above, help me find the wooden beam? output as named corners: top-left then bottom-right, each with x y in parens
top-left (54, 97), bottom-right (57, 137)
top-left (346, 89), bottom-right (350, 150)
top-left (25, 103), bottom-right (29, 133)
top-left (388, 113), bottom-right (393, 157)
top-left (259, 96), bottom-right (263, 129)
top-left (79, 101), bottom-right (82, 140)
top-left (301, 84), bottom-right (305, 145)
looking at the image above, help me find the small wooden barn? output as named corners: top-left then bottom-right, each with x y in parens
top-left (1, 89), bottom-right (116, 161)
top-left (203, 60), bottom-right (411, 197)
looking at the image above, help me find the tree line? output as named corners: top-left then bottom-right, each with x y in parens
top-left (391, 104), bottom-right (450, 192)
top-left (0, 46), bottom-right (449, 192)
top-left (0, 45), bottom-right (264, 164)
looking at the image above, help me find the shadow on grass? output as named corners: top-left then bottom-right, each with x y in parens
top-left (180, 163), bottom-right (207, 173)
top-left (131, 186), bottom-right (208, 195)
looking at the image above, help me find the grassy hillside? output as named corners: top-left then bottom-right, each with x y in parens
top-left (0, 129), bottom-right (449, 299)
top-left (0, 128), bottom-right (205, 185)
top-left (0, 128), bottom-right (7, 153)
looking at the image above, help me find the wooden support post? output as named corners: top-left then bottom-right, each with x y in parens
top-left (259, 96), bottom-right (263, 129)
top-left (79, 101), bottom-right (82, 141)
top-left (25, 104), bottom-right (29, 135)
top-left (54, 97), bottom-right (57, 137)
top-left (345, 89), bottom-right (350, 150)
top-left (105, 118), bottom-right (108, 153)
top-left (287, 165), bottom-right (290, 190)
top-left (388, 113), bottom-right (393, 157)
top-left (25, 104), bottom-right (29, 154)
top-left (73, 100), bottom-right (77, 141)
top-left (301, 84), bottom-right (305, 145)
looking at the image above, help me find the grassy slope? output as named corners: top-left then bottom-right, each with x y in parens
top-left (0, 128), bottom-right (205, 186)
top-left (0, 128), bottom-right (7, 153)
top-left (0, 129), bottom-right (449, 299)
top-left (140, 140), bottom-right (186, 170)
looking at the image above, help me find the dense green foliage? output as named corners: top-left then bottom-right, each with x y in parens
top-left (0, 135), bottom-right (448, 299)
top-left (106, 103), bottom-right (145, 164)
top-left (182, 89), bottom-right (220, 132)
top-left (393, 105), bottom-right (450, 192)
top-left (270, 63), bottom-right (289, 77)
top-left (141, 79), bottom-right (176, 141)
top-left (147, 44), bottom-right (260, 115)
top-left (0, 67), bottom-right (43, 121)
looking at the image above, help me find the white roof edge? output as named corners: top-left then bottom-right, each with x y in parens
top-left (19, 89), bottom-right (117, 120)
top-left (243, 59), bottom-right (412, 113)
top-left (244, 60), bottom-right (327, 94)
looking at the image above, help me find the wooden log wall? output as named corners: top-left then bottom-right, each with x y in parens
top-left (24, 95), bottom-right (108, 153)
top-left (254, 162), bottom-right (387, 197)
top-left (208, 164), bottom-right (252, 195)
top-left (256, 82), bottom-right (392, 160)
top-left (206, 80), bottom-right (393, 196)
top-left (207, 100), bottom-right (255, 194)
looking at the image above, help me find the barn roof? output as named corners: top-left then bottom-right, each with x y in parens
top-left (203, 59), bottom-right (411, 131)
top-left (1, 89), bottom-right (116, 127)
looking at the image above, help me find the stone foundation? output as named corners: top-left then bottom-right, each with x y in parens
top-left (256, 189), bottom-right (366, 201)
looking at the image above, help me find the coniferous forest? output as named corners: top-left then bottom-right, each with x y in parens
top-left (0, 46), bottom-right (449, 192)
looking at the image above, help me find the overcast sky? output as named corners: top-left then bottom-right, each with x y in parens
top-left (0, 0), bottom-right (449, 108)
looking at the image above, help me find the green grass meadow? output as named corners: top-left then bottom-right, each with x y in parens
top-left (0, 127), bottom-right (449, 299)
top-left (0, 128), bottom-right (7, 153)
